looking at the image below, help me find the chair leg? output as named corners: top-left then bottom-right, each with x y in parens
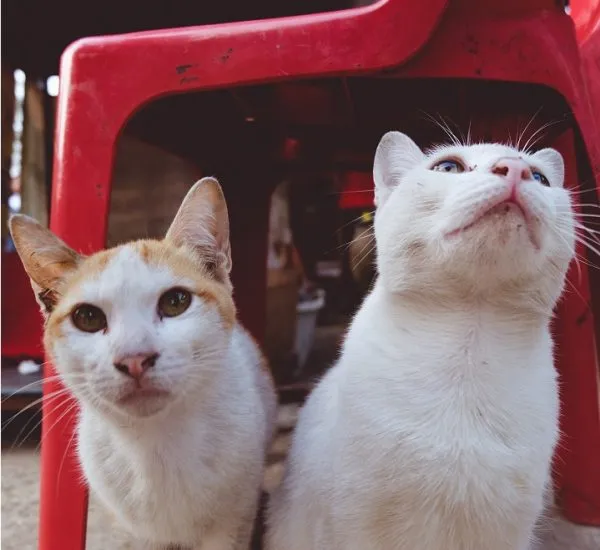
top-left (41, 63), bottom-right (123, 548)
top-left (228, 177), bottom-right (273, 343)
top-left (554, 274), bottom-right (600, 525)
top-left (38, 367), bottom-right (88, 550)
top-left (552, 132), bottom-right (600, 525)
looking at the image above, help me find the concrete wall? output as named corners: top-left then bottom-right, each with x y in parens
top-left (107, 135), bottom-right (203, 247)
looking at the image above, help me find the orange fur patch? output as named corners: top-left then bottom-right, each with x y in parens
top-left (132, 239), bottom-right (236, 329)
top-left (44, 238), bottom-right (237, 347)
top-left (43, 248), bottom-right (121, 347)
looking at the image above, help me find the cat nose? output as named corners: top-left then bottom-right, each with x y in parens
top-left (491, 158), bottom-right (532, 184)
top-left (114, 353), bottom-right (159, 379)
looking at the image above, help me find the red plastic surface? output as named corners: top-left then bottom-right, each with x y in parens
top-left (571, 0), bottom-right (600, 43)
top-left (578, 12), bottom-right (600, 149)
top-left (41, 1), bottom-right (600, 548)
top-left (551, 130), bottom-right (600, 527)
top-left (338, 171), bottom-right (374, 210)
top-left (1, 252), bottom-right (44, 359)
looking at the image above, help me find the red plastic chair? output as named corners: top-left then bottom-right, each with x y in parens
top-left (571, 0), bottom-right (600, 43)
top-left (574, 0), bottom-right (600, 136)
top-left (1, 252), bottom-right (44, 359)
top-left (42, 0), bottom-right (600, 547)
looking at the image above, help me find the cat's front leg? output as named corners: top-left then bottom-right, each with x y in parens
top-left (133, 542), bottom-right (192, 550)
top-left (134, 537), bottom-right (237, 550)
top-left (194, 520), bottom-right (257, 550)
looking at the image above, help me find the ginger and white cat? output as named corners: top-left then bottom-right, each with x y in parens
top-left (267, 132), bottom-right (574, 550)
top-left (10, 178), bottom-right (277, 550)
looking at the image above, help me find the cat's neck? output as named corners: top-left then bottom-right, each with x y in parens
top-left (375, 276), bottom-right (549, 322)
top-left (366, 280), bottom-right (549, 343)
top-left (83, 397), bottom-right (194, 435)
top-left (345, 282), bottom-right (552, 384)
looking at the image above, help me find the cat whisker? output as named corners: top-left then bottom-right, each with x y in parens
top-left (571, 220), bottom-right (600, 241)
top-left (574, 225), bottom-right (600, 237)
top-left (1, 386), bottom-right (82, 433)
top-left (570, 202), bottom-right (600, 210)
top-left (572, 220), bottom-right (600, 236)
top-left (466, 120), bottom-right (473, 147)
top-left (567, 187), bottom-right (600, 198)
top-left (421, 112), bottom-right (463, 146)
top-left (571, 248), bottom-right (598, 273)
top-left (334, 210), bottom-right (375, 233)
top-left (515, 108), bottom-right (542, 150)
top-left (57, 428), bottom-right (79, 484)
top-left (0, 373), bottom-right (67, 405)
top-left (572, 205), bottom-right (600, 214)
top-left (352, 240), bottom-right (376, 272)
top-left (575, 237), bottom-right (600, 260)
top-left (10, 394), bottom-right (78, 449)
top-left (521, 119), bottom-right (561, 154)
top-left (551, 265), bottom-right (588, 304)
top-left (571, 214), bottom-right (600, 224)
top-left (571, 233), bottom-right (600, 264)
top-left (334, 228), bottom-right (375, 253)
top-left (349, 227), bottom-right (375, 258)
top-left (35, 400), bottom-right (81, 453)
top-left (560, 219), bottom-right (600, 246)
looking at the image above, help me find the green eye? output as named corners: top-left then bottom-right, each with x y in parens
top-left (158, 288), bottom-right (192, 318)
top-left (432, 159), bottom-right (465, 173)
top-left (71, 304), bottom-right (107, 333)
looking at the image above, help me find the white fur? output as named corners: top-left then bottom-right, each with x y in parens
top-left (51, 247), bottom-right (276, 549)
top-left (267, 133), bottom-right (574, 550)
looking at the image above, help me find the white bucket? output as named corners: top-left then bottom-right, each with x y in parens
top-left (294, 288), bottom-right (326, 372)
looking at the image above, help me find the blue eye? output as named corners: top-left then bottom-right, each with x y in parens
top-left (532, 171), bottom-right (550, 186)
top-left (431, 159), bottom-right (465, 173)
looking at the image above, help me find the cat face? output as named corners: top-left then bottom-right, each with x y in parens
top-left (10, 178), bottom-right (235, 418)
top-left (373, 132), bottom-right (575, 306)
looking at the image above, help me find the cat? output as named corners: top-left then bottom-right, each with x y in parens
top-left (9, 177), bottom-right (277, 550)
top-left (266, 132), bottom-right (575, 550)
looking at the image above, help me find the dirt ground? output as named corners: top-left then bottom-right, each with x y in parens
top-left (2, 404), bottom-right (599, 549)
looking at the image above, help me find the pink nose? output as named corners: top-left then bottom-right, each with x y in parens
top-left (114, 353), bottom-right (159, 379)
top-left (491, 158), bottom-right (532, 184)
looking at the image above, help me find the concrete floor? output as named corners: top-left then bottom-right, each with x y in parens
top-left (2, 404), bottom-right (599, 549)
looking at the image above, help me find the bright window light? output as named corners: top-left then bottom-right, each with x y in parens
top-left (46, 75), bottom-right (60, 97)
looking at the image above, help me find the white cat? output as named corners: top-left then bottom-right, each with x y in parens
top-left (10, 178), bottom-right (277, 550)
top-left (266, 132), bottom-right (574, 550)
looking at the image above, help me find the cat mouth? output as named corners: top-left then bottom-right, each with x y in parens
top-left (446, 198), bottom-right (540, 249)
top-left (117, 387), bottom-right (170, 405)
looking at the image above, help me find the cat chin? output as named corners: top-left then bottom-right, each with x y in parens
top-left (78, 385), bottom-right (176, 419)
top-left (444, 202), bottom-right (540, 251)
top-left (115, 389), bottom-right (173, 417)
top-left (116, 399), bottom-right (172, 418)
top-left (103, 394), bottom-right (174, 419)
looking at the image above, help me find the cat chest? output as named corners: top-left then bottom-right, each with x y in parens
top-left (79, 424), bottom-right (219, 540)
top-left (337, 376), bottom-right (558, 513)
top-left (335, 434), bottom-right (549, 549)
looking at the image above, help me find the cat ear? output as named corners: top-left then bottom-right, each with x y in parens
top-left (373, 132), bottom-right (425, 207)
top-left (166, 177), bottom-right (232, 276)
top-left (530, 148), bottom-right (565, 187)
top-left (9, 214), bottom-right (81, 315)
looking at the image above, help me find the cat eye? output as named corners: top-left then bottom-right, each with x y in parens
top-left (158, 287), bottom-right (192, 318)
top-left (532, 171), bottom-right (550, 186)
top-left (71, 304), bottom-right (108, 333)
top-left (431, 159), bottom-right (465, 173)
